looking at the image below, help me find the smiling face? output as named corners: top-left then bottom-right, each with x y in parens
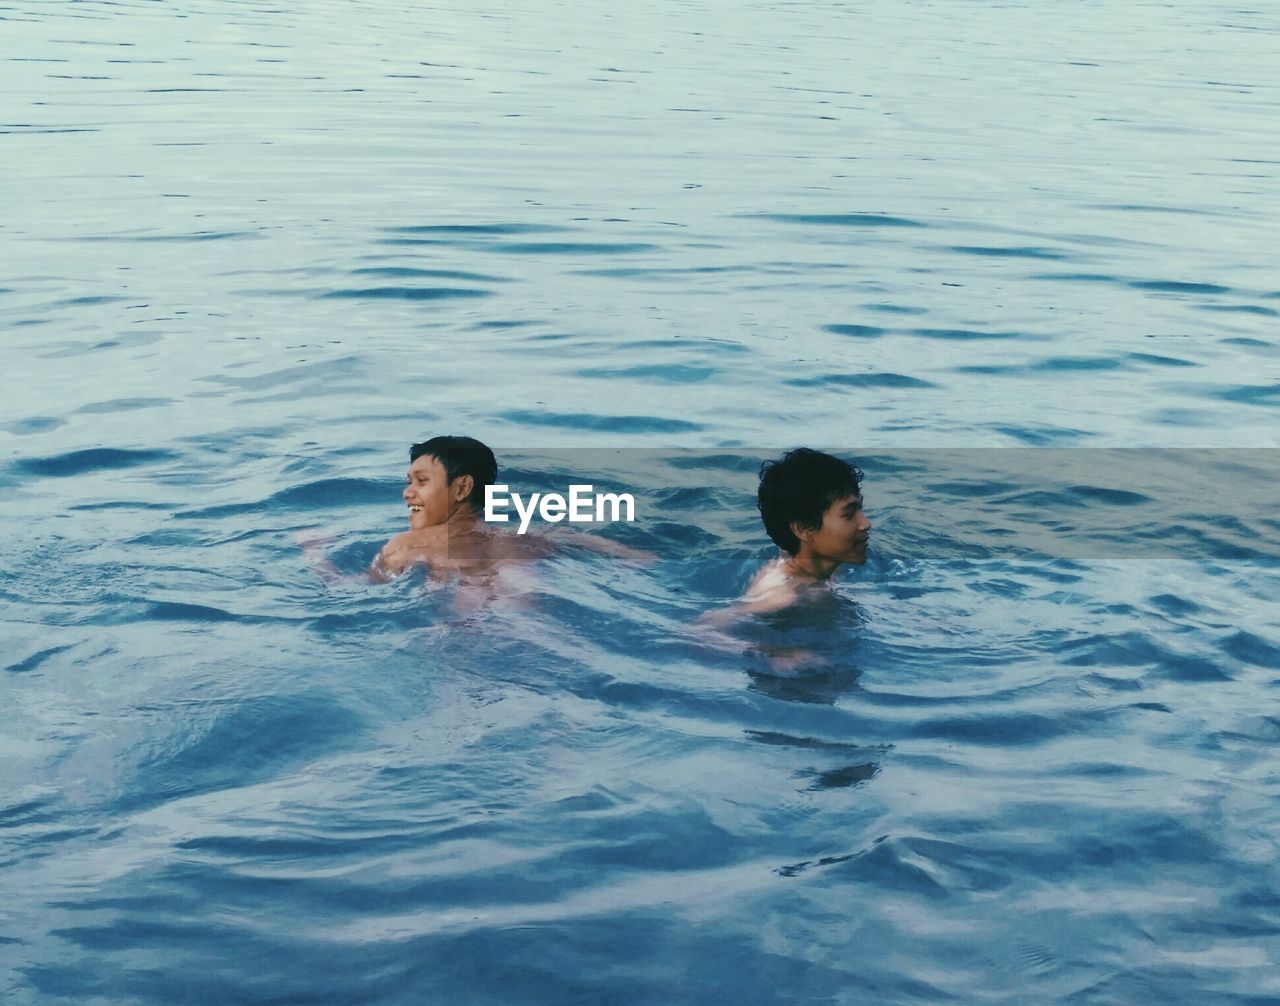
top-left (796, 491), bottom-right (872, 567)
top-left (402, 454), bottom-right (473, 531)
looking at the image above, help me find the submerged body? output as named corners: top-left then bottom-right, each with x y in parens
top-left (733, 448), bottom-right (872, 615)
top-left (368, 435), bottom-right (649, 583)
top-left (371, 519), bottom-right (551, 581)
top-left (369, 436), bottom-right (514, 581)
top-left (699, 450), bottom-right (871, 678)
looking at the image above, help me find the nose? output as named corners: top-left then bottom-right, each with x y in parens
top-left (857, 510), bottom-right (872, 532)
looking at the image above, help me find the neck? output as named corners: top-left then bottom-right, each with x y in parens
top-left (447, 503), bottom-right (479, 530)
top-left (413, 503), bottom-right (479, 537)
top-left (786, 551), bottom-right (841, 583)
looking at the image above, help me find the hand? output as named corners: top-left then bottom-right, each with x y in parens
top-left (297, 531), bottom-right (336, 555)
top-left (297, 532), bottom-right (343, 584)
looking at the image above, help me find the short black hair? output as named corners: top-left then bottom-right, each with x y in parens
top-left (409, 435), bottom-right (497, 509)
top-left (757, 448), bottom-right (863, 555)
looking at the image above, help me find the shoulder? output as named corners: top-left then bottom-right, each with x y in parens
top-left (378, 531), bottom-right (416, 559)
top-left (370, 532), bottom-right (415, 579)
top-left (739, 558), bottom-right (802, 614)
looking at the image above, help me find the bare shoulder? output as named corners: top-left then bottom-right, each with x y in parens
top-left (738, 559), bottom-right (804, 613)
top-left (699, 559), bottom-right (801, 630)
top-left (378, 530), bottom-right (417, 562)
top-left (382, 530), bottom-right (415, 551)
top-left (370, 530), bottom-right (420, 580)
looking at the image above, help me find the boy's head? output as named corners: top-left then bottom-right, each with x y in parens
top-left (404, 436), bottom-right (496, 528)
top-left (758, 448), bottom-right (866, 557)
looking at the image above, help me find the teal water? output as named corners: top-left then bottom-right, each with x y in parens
top-left (3, 1), bottom-right (1279, 1002)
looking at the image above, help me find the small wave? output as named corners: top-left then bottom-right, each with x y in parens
top-left (51, 295), bottom-right (128, 307)
top-left (1211, 383), bottom-right (1280, 406)
top-left (1129, 279), bottom-right (1232, 294)
top-left (148, 601), bottom-right (242, 623)
top-left (488, 242), bottom-right (657, 255)
top-left (74, 397), bottom-right (173, 415)
top-left (320, 287), bottom-right (492, 301)
top-left (803, 761), bottom-right (880, 790)
top-left (76, 230), bottom-right (260, 242)
top-left (178, 477), bottom-right (386, 519)
top-left (577, 364), bottom-right (716, 383)
top-left (6, 645), bottom-right (75, 675)
top-left (112, 693), bottom-right (367, 814)
top-left (863, 303), bottom-right (927, 315)
top-left (499, 410), bottom-right (704, 433)
top-left (1030, 271), bottom-right (1125, 284)
top-left (755, 212), bottom-right (926, 228)
top-left (910, 328), bottom-right (1027, 341)
top-left (387, 223), bottom-right (569, 235)
top-left (988, 424), bottom-right (1093, 444)
top-left (349, 267), bottom-right (510, 282)
top-left (1, 416), bottom-right (65, 436)
top-left (1198, 304), bottom-right (1278, 317)
top-left (949, 245), bottom-right (1069, 260)
top-left (785, 373), bottom-right (937, 389)
top-left (13, 447), bottom-right (175, 477)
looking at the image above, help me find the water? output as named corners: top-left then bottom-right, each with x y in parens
top-left (3, 0), bottom-right (1279, 1002)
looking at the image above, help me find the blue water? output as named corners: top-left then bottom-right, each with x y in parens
top-left (3, 0), bottom-right (1280, 1002)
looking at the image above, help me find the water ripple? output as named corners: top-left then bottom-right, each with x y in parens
top-left (755, 212), bottom-right (926, 228)
top-left (12, 448), bottom-right (175, 477)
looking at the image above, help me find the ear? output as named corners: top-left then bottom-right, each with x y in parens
top-left (452, 474), bottom-right (474, 501)
top-left (789, 519), bottom-right (815, 543)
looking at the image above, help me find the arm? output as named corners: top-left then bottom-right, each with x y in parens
top-left (696, 564), bottom-right (823, 672)
top-left (300, 533), bottom-right (400, 585)
top-left (695, 611), bottom-right (822, 674)
top-left (367, 533), bottom-right (414, 582)
top-left (703, 561), bottom-right (801, 623)
top-left (367, 548), bottom-right (396, 583)
top-left (557, 529), bottom-right (657, 565)
top-left (300, 535), bottom-right (346, 585)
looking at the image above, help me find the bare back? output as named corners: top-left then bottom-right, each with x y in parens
top-left (370, 523), bottom-right (552, 582)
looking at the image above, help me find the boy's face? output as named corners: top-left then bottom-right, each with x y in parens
top-left (799, 491), bottom-right (871, 565)
top-left (403, 454), bottom-right (468, 530)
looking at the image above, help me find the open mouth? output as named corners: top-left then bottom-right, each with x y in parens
top-left (407, 505), bottom-right (423, 513)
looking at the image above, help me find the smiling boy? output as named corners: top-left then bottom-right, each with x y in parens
top-left (737, 448), bottom-right (872, 613)
top-left (364, 435), bottom-right (652, 582)
top-left (369, 435), bottom-right (519, 581)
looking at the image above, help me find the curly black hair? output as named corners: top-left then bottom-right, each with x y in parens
top-left (757, 448), bottom-right (863, 554)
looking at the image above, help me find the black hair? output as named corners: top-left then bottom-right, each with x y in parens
top-left (409, 435), bottom-right (497, 509)
top-left (757, 448), bottom-right (863, 555)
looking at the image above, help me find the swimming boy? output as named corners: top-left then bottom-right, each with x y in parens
top-left (362, 434), bottom-right (652, 582)
top-left (369, 434), bottom-right (523, 581)
top-left (737, 448), bottom-right (872, 613)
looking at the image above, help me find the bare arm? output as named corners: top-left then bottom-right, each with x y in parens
top-left (536, 528), bottom-right (657, 565)
top-left (701, 561), bottom-right (802, 624)
top-left (301, 533), bottom-right (401, 584)
top-left (300, 535), bottom-right (347, 585)
top-left (367, 547), bottom-right (396, 583)
top-left (696, 563), bottom-right (824, 672)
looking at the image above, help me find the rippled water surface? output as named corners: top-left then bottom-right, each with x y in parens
top-left (3, 0), bottom-right (1280, 1002)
